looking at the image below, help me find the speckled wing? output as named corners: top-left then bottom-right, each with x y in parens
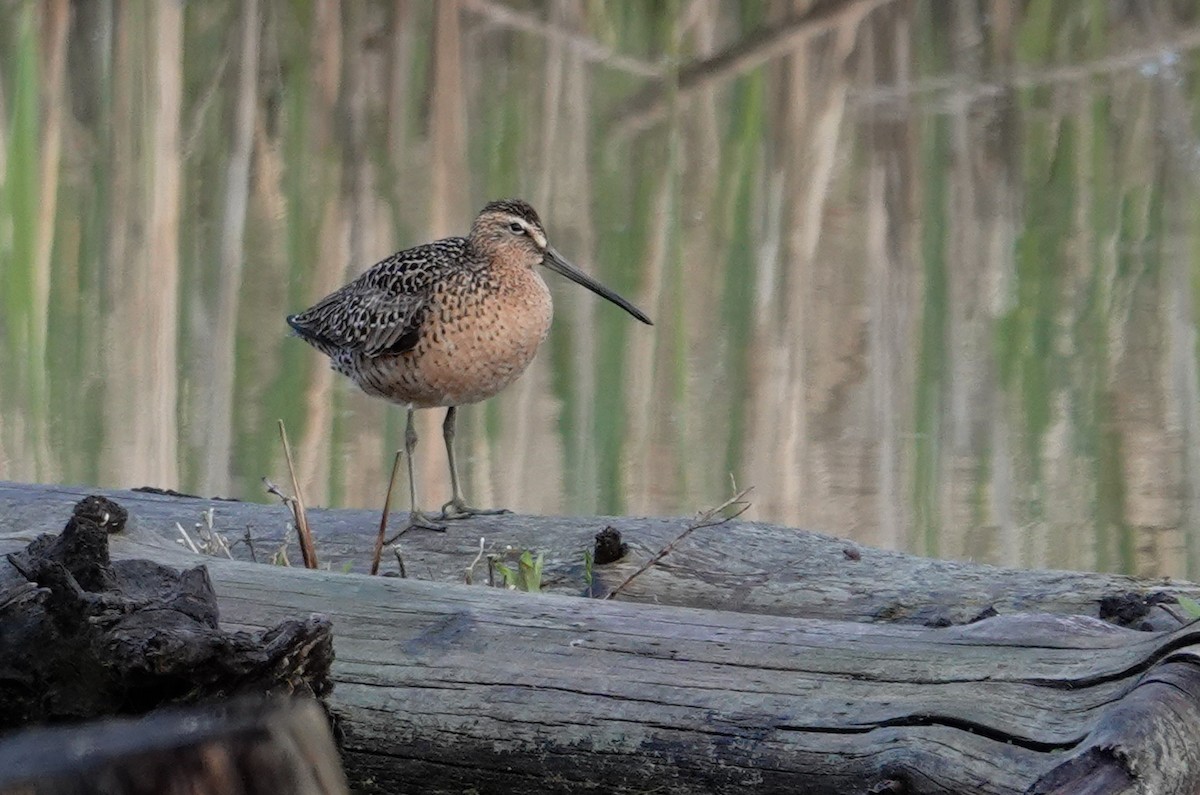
top-left (288, 239), bottom-right (467, 358)
top-left (344, 286), bottom-right (426, 356)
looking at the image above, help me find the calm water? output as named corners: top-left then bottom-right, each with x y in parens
top-left (2, 0), bottom-right (1199, 578)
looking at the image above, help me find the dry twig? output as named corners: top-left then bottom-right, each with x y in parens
top-left (276, 419), bottom-right (318, 569)
top-left (192, 508), bottom-right (233, 558)
top-left (175, 522), bottom-right (200, 554)
top-left (243, 526), bottom-right (258, 563)
top-left (371, 451), bottom-right (404, 575)
top-left (604, 486), bottom-right (754, 600)
top-left (271, 542), bottom-right (291, 567)
top-left (465, 537), bottom-right (486, 585)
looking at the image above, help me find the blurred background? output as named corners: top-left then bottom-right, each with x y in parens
top-left (1, 0), bottom-right (1198, 578)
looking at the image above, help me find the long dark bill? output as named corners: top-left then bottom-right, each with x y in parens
top-left (542, 247), bottom-right (653, 325)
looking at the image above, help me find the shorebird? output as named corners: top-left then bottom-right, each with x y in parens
top-left (287, 199), bottom-right (652, 529)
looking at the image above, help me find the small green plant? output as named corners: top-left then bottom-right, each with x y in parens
top-left (583, 548), bottom-right (595, 597)
top-left (1176, 595), bottom-right (1200, 619)
top-left (494, 550), bottom-right (543, 592)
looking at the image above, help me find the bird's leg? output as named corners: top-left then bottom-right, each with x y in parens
top-left (399, 406), bottom-right (445, 533)
top-left (439, 406), bottom-right (511, 520)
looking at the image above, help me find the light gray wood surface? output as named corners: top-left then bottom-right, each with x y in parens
top-left (0, 480), bottom-right (1190, 628)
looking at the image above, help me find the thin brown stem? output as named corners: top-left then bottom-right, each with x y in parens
top-left (371, 450), bottom-right (405, 575)
top-left (605, 486), bottom-right (754, 600)
top-left (278, 419), bottom-right (318, 569)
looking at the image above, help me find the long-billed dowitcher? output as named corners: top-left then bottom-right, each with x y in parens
top-left (287, 199), bottom-right (652, 529)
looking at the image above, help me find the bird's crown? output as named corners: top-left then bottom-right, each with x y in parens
top-left (470, 198), bottom-right (548, 251)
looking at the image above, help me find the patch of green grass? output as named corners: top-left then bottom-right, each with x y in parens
top-left (494, 550), bottom-right (544, 593)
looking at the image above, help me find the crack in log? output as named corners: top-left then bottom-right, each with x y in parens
top-left (775, 713), bottom-right (1082, 753)
top-left (1016, 632), bottom-right (1200, 690)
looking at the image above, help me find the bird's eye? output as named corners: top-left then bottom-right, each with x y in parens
top-left (508, 222), bottom-right (525, 235)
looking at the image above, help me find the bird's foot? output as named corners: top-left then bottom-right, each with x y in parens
top-left (385, 511), bottom-right (446, 544)
top-left (438, 498), bottom-right (511, 521)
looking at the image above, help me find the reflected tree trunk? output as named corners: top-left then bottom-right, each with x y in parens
top-left (103, 1), bottom-right (182, 489)
top-left (0, 16), bottom-right (9, 482)
top-left (631, 0), bottom-right (724, 518)
top-left (665, 0), bottom-right (724, 515)
top-left (624, 166), bottom-right (671, 512)
top-left (30, 0), bottom-right (69, 483)
top-left (744, 4), bottom-right (809, 529)
top-left (746, 11), bottom-right (863, 535)
top-left (144, 0), bottom-right (183, 488)
top-left (1164, 214), bottom-right (1200, 579)
top-left (296, 0), bottom-right (345, 507)
top-left (428, 0), bottom-right (468, 239)
top-left (1130, 4), bottom-right (1200, 578)
top-left (861, 5), bottom-right (917, 553)
top-left (201, 0), bottom-right (259, 496)
top-left (102, 3), bottom-right (135, 487)
top-left (339, 1), bottom-right (391, 509)
top-left (387, 0), bottom-right (414, 168)
top-left (421, 0), bottom-right (470, 507)
top-left (940, 4), bottom-right (1017, 564)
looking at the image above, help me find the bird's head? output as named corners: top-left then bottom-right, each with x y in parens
top-left (469, 198), bottom-right (653, 325)
top-left (469, 199), bottom-right (550, 270)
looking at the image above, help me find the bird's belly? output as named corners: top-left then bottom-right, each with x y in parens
top-left (347, 281), bottom-right (552, 408)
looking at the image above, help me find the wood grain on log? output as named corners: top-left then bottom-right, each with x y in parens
top-left (134, 559), bottom-right (1200, 794)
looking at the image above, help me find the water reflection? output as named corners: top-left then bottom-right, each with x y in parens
top-left (0, 0), bottom-right (1197, 579)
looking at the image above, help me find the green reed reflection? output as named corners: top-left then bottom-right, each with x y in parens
top-left (2, 1), bottom-right (1200, 579)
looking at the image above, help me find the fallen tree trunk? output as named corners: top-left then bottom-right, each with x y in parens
top-left (3, 488), bottom-right (1200, 793)
top-left (0, 480), bottom-right (1190, 629)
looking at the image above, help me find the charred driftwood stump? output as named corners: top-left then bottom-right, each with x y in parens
top-left (0, 699), bottom-right (348, 795)
top-left (0, 480), bottom-right (1192, 629)
top-left (0, 495), bottom-right (334, 730)
top-left (3, 484), bottom-right (1200, 792)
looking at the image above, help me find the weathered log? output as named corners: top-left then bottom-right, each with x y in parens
top-left (0, 699), bottom-right (348, 795)
top-left (0, 495), bottom-right (333, 729)
top-left (0, 480), bottom-right (1190, 629)
top-left (2, 489), bottom-right (1200, 794)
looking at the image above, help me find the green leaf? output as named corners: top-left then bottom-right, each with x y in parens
top-left (518, 550), bottom-right (543, 593)
top-left (1176, 595), bottom-right (1200, 619)
top-left (494, 561), bottom-right (517, 589)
